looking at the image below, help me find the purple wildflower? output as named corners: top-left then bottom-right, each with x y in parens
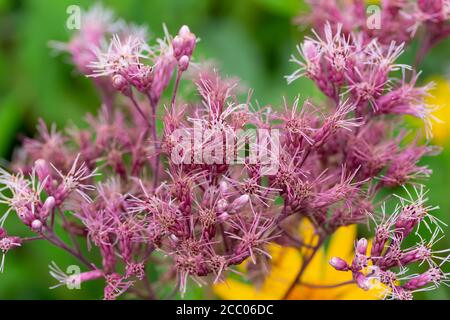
top-left (0, 2), bottom-right (448, 300)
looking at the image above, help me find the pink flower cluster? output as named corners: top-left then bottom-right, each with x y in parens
top-left (288, 22), bottom-right (438, 138)
top-left (0, 2), bottom-right (448, 299)
top-left (330, 186), bottom-right (450, 299)
top-left (297, 0), bottom-right (450, 53)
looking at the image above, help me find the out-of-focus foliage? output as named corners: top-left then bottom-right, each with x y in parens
top-left (0, 0), bottom-right (449, 299)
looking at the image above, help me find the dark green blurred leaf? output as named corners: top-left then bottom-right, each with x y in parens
top-left (0, 93), bottom-right (23, 157)
top-left (18, 0), bottom-right (97, 126)
top-left (0, 0), bottom-right (9, 13)
top-left (200, 19), bottom-right (265, 91)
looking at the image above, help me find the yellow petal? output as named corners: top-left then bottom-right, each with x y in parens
top-left (213, 279), bottom-right (263, 299)
top-left (326, 224), bottom-right (357, 262)
top-left (261, 245), bottom-right (302, 298)
top-left (323, 224), bottom-right (357, 281)
top-left (301, 248), bottom-right (325, 283)
top-left (427, 77), bottom-right (450, 145)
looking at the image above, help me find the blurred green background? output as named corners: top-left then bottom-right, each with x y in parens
top-left (0, 0), bottom-right (449, 299)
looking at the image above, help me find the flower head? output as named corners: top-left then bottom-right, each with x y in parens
top-left (330, 186), bottom-right (450, 300)
top-left (0, 233), bottom-right (21, 273)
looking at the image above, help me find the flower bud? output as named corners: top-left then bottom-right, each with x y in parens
top-left (40, 196), bottom-right (55, 220)
top-left (178, 55), bottom-right (190, 72)
top-left (356, 238), bottom-right (368, 255)
top-left (112, 74), bottom-right (131, 96)
top-left (303, 40), bottom-right (319, 61)
top-left (230, 194), bottom-right (249, 211)
top-left (31, 219), bottom-right (43, 232)
top-left (219, 181), bottom-right (228, 194)
top-left (179, 25), bottom-right (191, 37)
top-left (355, 272), bottom-right (370, 291)
top-left (172, 25), bottom-right (196, 60)
top-left (218, 212), bottom-right (229, 222)
top-left (172, 36), bottom-right (182, 55)
top-left (329, 257), bottom-right (349, 271)
top-left (216, 199), bottom-right (228, 213)
top-left (35, 159), bottom-right (51, 184)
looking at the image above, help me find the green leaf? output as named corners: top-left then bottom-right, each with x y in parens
top-left (0, 0), bottom-right (10, 13)
top-left (251, 0), bottom-right (308, 17)
top-left (17, 0), bottom-right (97, 126)
top-left (199, 19), bottom-right (266, 98)
top-left (0, 93), bottom-right (23, 157)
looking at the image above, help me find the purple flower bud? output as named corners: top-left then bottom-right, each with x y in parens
top-left (219, 181), bottom-right (228, 194)
top-left (172, 37), bottom-right (182, 55)
top-left (354, 272), bottom-right (370, 291)
top-left (178, 55), bottom-right (190, 72)
top-left (403, 267), bottom-right (443, 291)
top-left (356, 238), bottom-right (368, 255)
top-left (150, 51), bottom-right (176, 102)
top-left (371, 226), bottom-right (389, 258)
top-left (329, 257), bottom-right (349, 271)
top-left (31, 219), bottom-right (43, 232)
top-left (35, 159), bottom-right (50, 181)
top-left (217, 212), bottom-right (229, 222)
top-left (112, 74), bottom-right (131, 95)
top-left (230, 194), bottom-right (249, 211)
top-left (172, 25), bottom-right (196, 60)
top-left (34, 159), bottom-right (54, 191)
top-left (179, 25), bottom-right (191, 37)
top-left (216, 199), bottom-right (228, 213)
top-left (303, 40), bottom-right (319, 62)
top-left (40, 196), bottom-right (55, 220)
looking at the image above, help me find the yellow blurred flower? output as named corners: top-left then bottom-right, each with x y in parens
top-left (214, 222), bottom-right (379, 300)
top-left (427, 77), bottom-right (450, 145)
